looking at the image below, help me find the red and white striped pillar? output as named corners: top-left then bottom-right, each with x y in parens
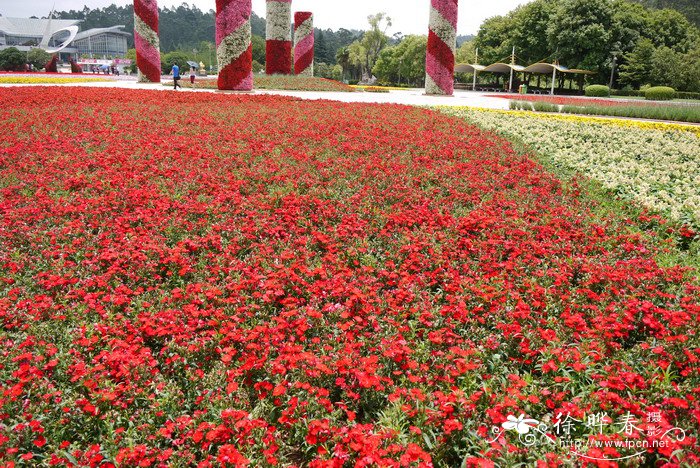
top-left (425, 0), bottom-right (458, 95)
top-left (294, 12), bottom-right (314, 76)
top-left (134, 0), bottom-right (161, 83)
top-left (216, 0), bottom-right (253, 90)
top-left (266, 0), bottom-right (292, 75)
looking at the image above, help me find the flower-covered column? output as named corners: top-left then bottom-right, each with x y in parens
top-left (134, 0), bottom-right (161, 83)
top-left (216, 0), bottom-right (253, 90)
top-left (425, 0), bottom-right (458, 95)
top-left (294, 12), bottom-right (313, 76)
top-left (266, 0), bottom-right (292, 75)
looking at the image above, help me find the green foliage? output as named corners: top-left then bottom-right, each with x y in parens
top-left (251, 35), bottom-right (265, 65)
top-left (549, 0), bottom-right (616, 72)
top-left (585, 84), bottom-right (612, 96)
top-left (372, 35), bottom-right (427, 86)
top-left (314, 62), bottom-right (343, 81)
top-left (618, 38), bottom-right (655, 88)
top-left (161, 51), bottom-right (190, 74)
top-left (629, 0), bottom-right (700, 28)
top-left (0, 47), bottom-right (26, 71)
top-left (648, 8), bottom-right (698, 51)
top-left (348, 13), bottom-right (392, 78)
top-left (644, 85), bottom-right (677, 100)
top-left (26, 48), bottom-right (52, 71)
top-left (475, 0), bottom-right (699, 91)
top-left (474, 15), bottom-right (515, 64)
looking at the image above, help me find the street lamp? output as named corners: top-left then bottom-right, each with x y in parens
top-left (609, 51), bottom-right (619, 89)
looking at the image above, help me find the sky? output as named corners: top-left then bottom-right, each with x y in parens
top-left (0, 0), bottom-right (529, 36)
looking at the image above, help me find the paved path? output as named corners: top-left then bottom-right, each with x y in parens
top-left (0, 75), bottom-right (511, 110)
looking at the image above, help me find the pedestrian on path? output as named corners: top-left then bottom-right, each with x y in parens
top-left (190, 67), bottom-right (196, 87)
top-left (171, 63), bottom-right (181, 90)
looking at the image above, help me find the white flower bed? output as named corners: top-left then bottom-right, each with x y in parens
top-left (443, 108), bottom-right (700, 227)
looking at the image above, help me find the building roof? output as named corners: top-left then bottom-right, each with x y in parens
top-left (74, 25), bottom-right (130, 41)
top-left (0, 17), bottom-right (80, 37)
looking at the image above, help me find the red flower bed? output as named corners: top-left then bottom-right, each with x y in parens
top-left (0, 87), bottom-right (698, 466)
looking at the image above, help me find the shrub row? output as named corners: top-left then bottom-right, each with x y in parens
top-left (510, 100), bottom-right (700, 123)
top-left (611, 88), bottom-right (700, 100)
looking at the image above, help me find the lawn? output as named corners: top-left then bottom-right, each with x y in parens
top-left (1, 87), bottom-right (698, 466)
top-left (167, 75), bottom-right (355, 92)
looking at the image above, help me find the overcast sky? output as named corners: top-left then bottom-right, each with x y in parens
top-left (0, 0), bottom-right (529, 35)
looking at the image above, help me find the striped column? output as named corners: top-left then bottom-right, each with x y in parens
top-left (294, 12), bottom-right (313, 76)
top-left (216, 0), bottom-right (253, 91)
top-left (134, 0), bottom-right (161, 83)
top-left (266, 0), bottom-right (292, 75)
top-left (425, 0), bottom-right (458, 95)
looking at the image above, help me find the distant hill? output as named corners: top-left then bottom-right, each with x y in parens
top-left (456, 35), bottom-right (475, 47)
top-left (630, 0), bottom-right (700, 27)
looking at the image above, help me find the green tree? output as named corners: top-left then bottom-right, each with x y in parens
top-left (335, 46), bottom-right (352, 81)
top-left (650, 46), bottom-right (684, 88)
top-left (357, 12), bottom-right (392, 77)
top-left (251, 35), bottom-right (266, 64)
top-left (456, 40), bottom-right (476, 64)
top-left (548, 0), bottom-right (616, 73)
top-left (618, 38), bottom-right (655, 88)
top-left (161, 51), bottom-right (190, 74)
top-left (315, 31), bottom-right (330, 63)
top-left (373, 35), bottom-right (426, 86)
top-left (124, 48), bottom-right (138, 74)
top-left (511, 0), bottom-right (558, 63)
top-left (648, 8), bottom-right (697, 51)
top-left (679, 45), bottom-right (700, 92)
top-left (26, 48), bottom-right (52, 71)
top-left (474, 15), bottom-right (515, 64)
top-left (0, 47), bottom-right (26, 71)
top-left (611, 0), bottom-right (652, 55)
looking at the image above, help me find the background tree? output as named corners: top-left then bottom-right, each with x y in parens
top-left (548, 0), bottom-right (616, 73)
top-left (357, 13), bottom-right (392, 78)
top-left (474, 15), bottom-right (514, 64)
top-left (251, 35), bottom-right (266, 65)
top-left (335, 46), bottom-right (352, 81)
top-left (511, 0), bottom-right (557, 63)
top-left (650, 46), bottom-right (685, 88)
top-left (26, 48), bottom-right (52, 71)
top-left (648, 8), bottom-right (697, 51)
top-left (618, 38), bottom-right (655, 87)
top-left (372, 34), bottom-right (427, 86)
top-left (0, 47), bottom-right (26, 71)
top-left (161, 51), bottom-right (190, 74)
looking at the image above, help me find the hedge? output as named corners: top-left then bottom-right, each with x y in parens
top-left (585, 85), bottom-right (610, 97)
top-left (645, 86), bottom-right (676, 101)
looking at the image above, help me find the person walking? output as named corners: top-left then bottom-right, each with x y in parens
top-left (171, 63), bottom-right (181, 90)
top-left (189, 67), bottom-right (196, 87)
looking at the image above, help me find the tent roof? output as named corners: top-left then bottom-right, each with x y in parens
top-left (455, 63), bottom-right (486, 73)
top-left (523, 62), bottom-right (594, 74)
top-left (483, 63), bottom-right (526, 73)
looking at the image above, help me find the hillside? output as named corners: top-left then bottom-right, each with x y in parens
top-left (631, 0), bottom-right (700, 27)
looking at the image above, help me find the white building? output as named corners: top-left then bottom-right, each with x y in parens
top-left (0, 17), bottom-right (129, 61)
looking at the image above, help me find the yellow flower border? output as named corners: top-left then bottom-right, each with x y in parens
top-left (440, 106), bottom-right (700, 137)
top-left (0, 77), bottom-right (109, 84)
